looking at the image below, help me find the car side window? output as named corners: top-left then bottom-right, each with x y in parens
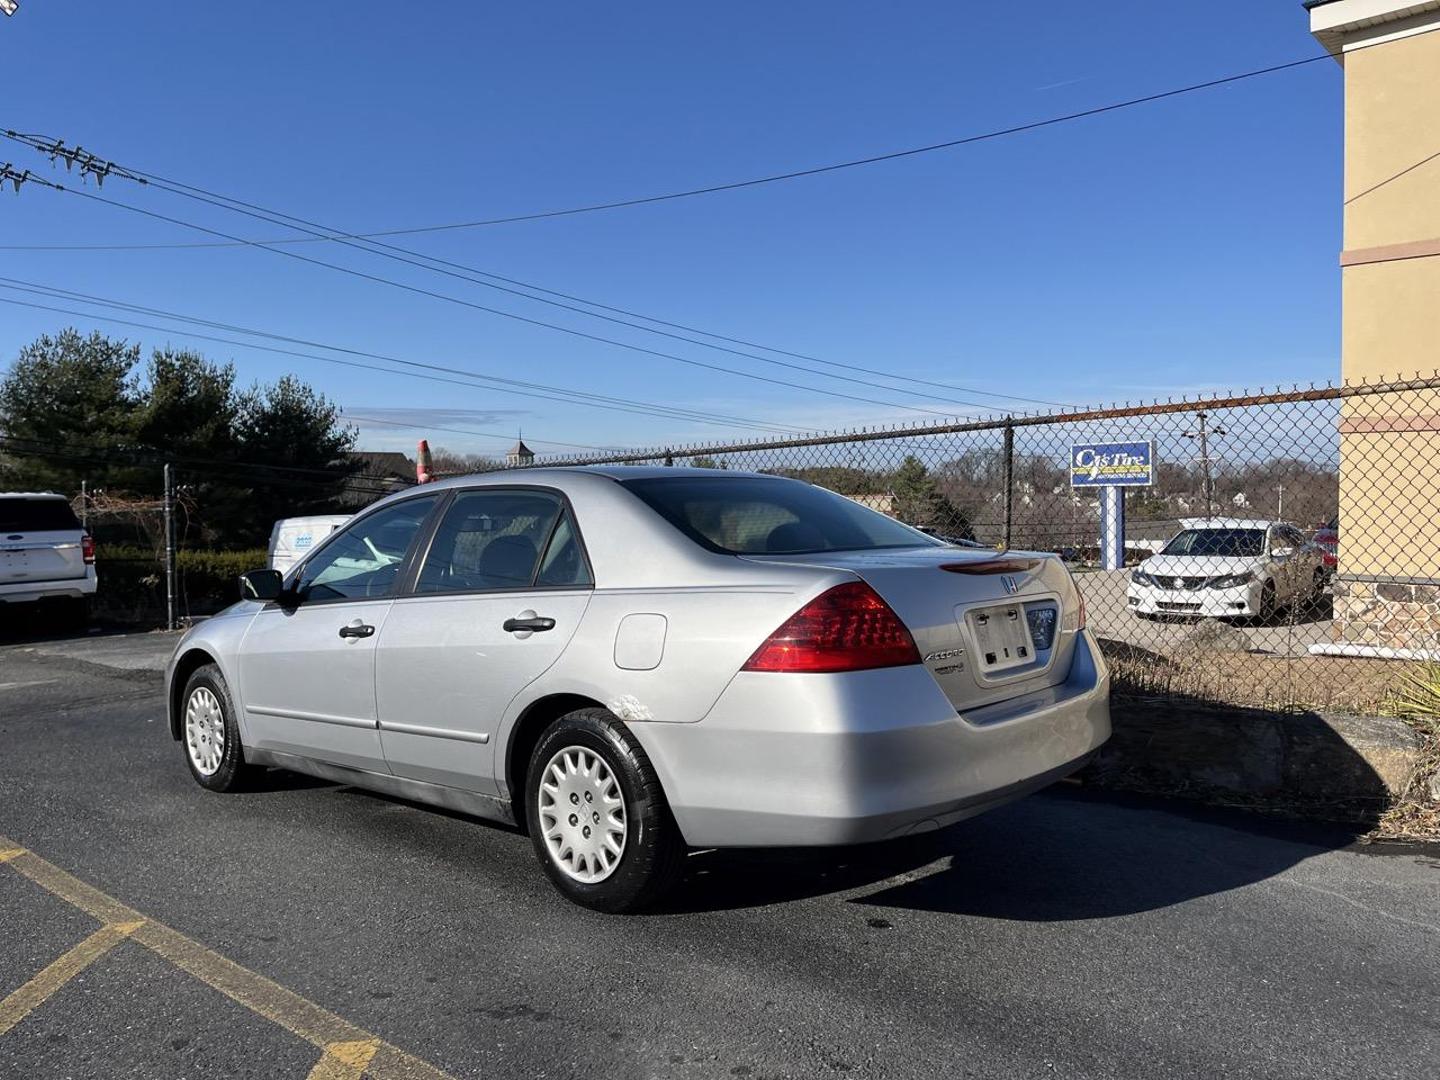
top-left (415, 489), bottom-right (574, 594)
top-left (536, 512), bottom-right (593, 587)
top-left (294, 495), bottom-right (440, 602)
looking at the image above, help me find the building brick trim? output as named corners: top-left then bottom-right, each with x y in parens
top-left (1339, 412), bottom-right (1440, 433)
top-left (1339, 235), bottom-right (1440, 267)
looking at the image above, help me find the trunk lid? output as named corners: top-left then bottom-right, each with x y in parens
top-left (741, 546), bottom-right (1082, 712)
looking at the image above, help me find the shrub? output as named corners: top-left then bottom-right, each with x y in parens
top-left (1379, 662), bottom-right (1440, 838)
top-left (94, 547), bottom-right (268, 624)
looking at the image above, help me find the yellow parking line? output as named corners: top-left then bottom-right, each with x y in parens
top-left (0, 835), bottom-right (460, 1080)
top-left (0, 919), bottom-right (144, 1037)
top-left (307, 1038), bottom-right (382, 1079)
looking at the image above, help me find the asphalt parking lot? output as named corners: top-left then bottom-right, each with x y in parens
top-left (2, 634), bottom-right (1438, 1080)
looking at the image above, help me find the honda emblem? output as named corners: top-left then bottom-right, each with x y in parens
top-left (1001, 575), bottom-right (1019, 594)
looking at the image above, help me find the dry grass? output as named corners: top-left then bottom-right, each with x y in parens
top-left (1100, 639), bottom-right (1408, 715)
top-left (1375, 664), bottom-right (1440, 839)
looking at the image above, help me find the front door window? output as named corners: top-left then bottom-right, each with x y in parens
top-left (294, 495), bottom-right (440, 601)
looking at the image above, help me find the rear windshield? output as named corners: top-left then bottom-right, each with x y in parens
top-left (621, 475), bottom-right (943, 555)
top-left (0, 498), bottom-right (81, 533)
top-left (1162, 528), bottom-right (1265, 558)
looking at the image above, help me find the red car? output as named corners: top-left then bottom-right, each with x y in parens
top-left (1313, 517), bottom-right (1338, 571)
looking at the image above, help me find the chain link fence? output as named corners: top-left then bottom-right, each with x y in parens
top-left (532, 372), bottom-right (1440, 715)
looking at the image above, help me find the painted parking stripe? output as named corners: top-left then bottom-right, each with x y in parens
top-left (0, 838), bottom-right (460, 1080)
top-left (0, 920), bottom-right (145, 1037)
top-left (307, 1038), bottom-right (383, 1079)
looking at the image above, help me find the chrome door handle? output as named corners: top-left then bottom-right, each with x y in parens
top-left (503, 616), bottom-right (556, 633)
top-left (338, 621), bottom-right (375, 639)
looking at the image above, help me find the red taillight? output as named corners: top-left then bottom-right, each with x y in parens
top-left (81, 534), bottom-right (95, 564)
top-left (742, 582), bottom-right (921, 674)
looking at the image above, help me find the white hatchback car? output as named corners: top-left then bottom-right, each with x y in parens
top-left (1127, 518), bottom-right (1326, 622)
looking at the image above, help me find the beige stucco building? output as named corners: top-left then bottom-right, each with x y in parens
top-left (1311, 0), bottom-right (1440, 648)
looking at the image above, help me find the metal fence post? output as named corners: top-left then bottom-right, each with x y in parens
top-left (1001, 419), bottom-right (1015, 550)
top-left (163, 463), bottom-right (176, 631)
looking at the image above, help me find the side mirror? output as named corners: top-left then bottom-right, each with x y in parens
top-left (239, 568), bottom-right (285, 602)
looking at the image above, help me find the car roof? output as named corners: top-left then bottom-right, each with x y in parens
top-left (539, 465), bottom-right (775, 481)
top-left (0, 492), bottom-right (67, 500)
top-left (399, 464), bottom-right (777, 492)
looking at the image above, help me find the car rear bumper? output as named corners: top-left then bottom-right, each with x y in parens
top-left (0, 572), bottom-right (97, 604)
top-left (1126, 581), bottom-right (1260, 617)
top-left (628, 629), bottom-right (1111, 848)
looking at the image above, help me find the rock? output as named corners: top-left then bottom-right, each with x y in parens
top-left (1181, 619), bottom-right (1250, 653)
top-left (1289, 713), bottom-right (1423, 799)
top-left (1429, 770), bottom-right (1440, 804)
top-left (1094, 698), bottom-right (1425, 823)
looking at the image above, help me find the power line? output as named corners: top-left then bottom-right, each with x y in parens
top-left (2, 169), bottom-right (984, 421)
top-left (1, 51), bottom-right (1346, 411)
top-left (0, 292), bottom-right (801, 438)
top-left (0, 436), bottom-right (404, 498)
top-left (0, 281), bottom-right (817, 435)
top-left (1, 53), bottom-right (1331, 237)
top-left (0, 431), bottom-right (402, 484)
top-left (338, 412), bottom-right (613, 453)
top-left (0, 51), bottom-right (1339, 427)
top-left (0, 279), bottom-right (804, 435)
top-left (3, 143), bottom-right (1063, 411)
top-left (1344, 146), bottom-right (1440, 205)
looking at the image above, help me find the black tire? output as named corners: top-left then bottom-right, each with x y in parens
top-left (524, 708), bottom-right (684, 913)
top-left (1256, 579), bottom-right (1278, 626)
top-left (180, 664), bottom-right (257, 793)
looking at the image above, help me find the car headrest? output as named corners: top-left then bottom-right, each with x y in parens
top-left (479, 534), bottom-right (538, 587)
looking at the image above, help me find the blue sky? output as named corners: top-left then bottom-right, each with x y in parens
top-left (0, 1), bottom-right (1342, 458)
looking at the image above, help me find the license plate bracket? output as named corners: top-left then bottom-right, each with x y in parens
top-left (965, 602), bottom-right (1036, 675)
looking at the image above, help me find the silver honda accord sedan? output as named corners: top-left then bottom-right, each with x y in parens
top-left (165, 467), bottom-right (1110, 911)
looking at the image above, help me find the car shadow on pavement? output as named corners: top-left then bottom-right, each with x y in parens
top-left (661, 786), bottom-right (1362, 920)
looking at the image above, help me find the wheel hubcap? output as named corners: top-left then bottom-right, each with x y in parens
top-left (185, 686), bottom-right (225, 777)
top-left (537, 746), bottom-right (627, 883)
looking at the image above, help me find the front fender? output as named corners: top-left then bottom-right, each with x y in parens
top-left (164, 606), bottom-right (260, 741)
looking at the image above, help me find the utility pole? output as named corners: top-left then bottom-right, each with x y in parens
top-left (163, 464), bottom-right (176, 631)
top-left (1001, 420), bottom-right (1015, 550)
top-left (79, 480), bottom-right (88, 530)
top-left (1276, 482), bottom-right (1285, 521)
top-left (1183, 411), bottom-right (1227, 520)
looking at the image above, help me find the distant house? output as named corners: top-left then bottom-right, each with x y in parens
top-left (342, 450), bottom-right (416, 507)
top-left (849, 492), bottom-right (897, 517)
top-left (506, 439), bottom-right (535, 468)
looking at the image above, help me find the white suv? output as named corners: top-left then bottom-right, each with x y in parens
top-left (0, 493), bottom-right (97, 625)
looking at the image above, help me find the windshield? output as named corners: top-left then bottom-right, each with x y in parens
top-left (1161, 528), bottom-right (1266, 558)
top-left (621, 475), bottom-right (944, 555)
